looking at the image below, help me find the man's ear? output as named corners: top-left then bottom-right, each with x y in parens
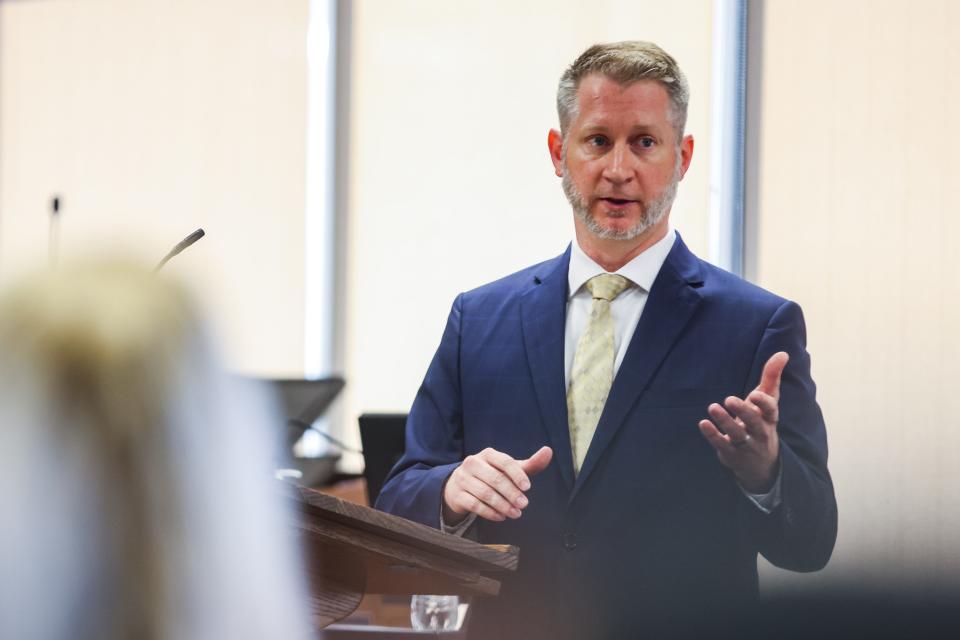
top-left (548, 129), bottom-right (564, 177)
top-left (679, 134), bottom-right (694, 179)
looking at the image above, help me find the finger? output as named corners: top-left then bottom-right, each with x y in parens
top-left (519, 446), bottom-right (553, 477)
top-left (452, 488), bottom-right (506, 522)
top-left (724, 396), bottom-right (767, 441)
top-left (756, 351), bottom-right (789, 398)
top-left (698, 419), bottom-right (734, 453)
top-left (461, 474), bottom-right (522, 519)
top-left (707, 402), bottom-right (749, 443)
top-left (747, 388), bottom-right (779, 423)
top-left (473, 457), bottom-right (529, 509)
top-left (482, 448), bottom-right (532, 494)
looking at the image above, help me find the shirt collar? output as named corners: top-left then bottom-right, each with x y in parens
top-left (567, 228), bottom-right (676, 299)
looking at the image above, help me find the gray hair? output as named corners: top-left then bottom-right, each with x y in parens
top-left (557, 41), bottom-right (690, 140)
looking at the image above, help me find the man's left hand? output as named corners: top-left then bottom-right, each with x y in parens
top-left (698, 351), bottom-right (788, 493)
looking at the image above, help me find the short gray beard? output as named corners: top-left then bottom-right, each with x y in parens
top-left (562, 152), bottom-right (681, 241)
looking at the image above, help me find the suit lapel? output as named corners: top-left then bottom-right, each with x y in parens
top-left (571, 235), bottom-right (705, 501)
top-left (520, 247), bottom-right (575, 491)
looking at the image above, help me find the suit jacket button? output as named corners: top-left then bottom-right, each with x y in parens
top-left (563, 532), bottom-right (578, 549)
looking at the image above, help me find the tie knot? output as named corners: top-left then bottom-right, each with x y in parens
top-left (586, 274), bottom-right (630, 301)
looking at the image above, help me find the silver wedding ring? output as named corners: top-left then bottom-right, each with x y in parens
top-left (732, 434), bottom-right (752, 447)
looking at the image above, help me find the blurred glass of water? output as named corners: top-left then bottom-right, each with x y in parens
top-left (410, 594), bottom-right (460, 631)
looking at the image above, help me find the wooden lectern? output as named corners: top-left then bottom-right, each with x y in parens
top-left (291, 485), bottom-right (518, 630)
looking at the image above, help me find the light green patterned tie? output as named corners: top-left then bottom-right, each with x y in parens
top-left (567, 273), bottom-right (631, 474)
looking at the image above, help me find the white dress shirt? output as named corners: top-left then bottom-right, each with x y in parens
top-left (565, 228), bottom-right (676, 386)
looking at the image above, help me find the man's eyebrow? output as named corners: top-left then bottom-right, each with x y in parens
top-left (577, 121), bottom-right (660, 134)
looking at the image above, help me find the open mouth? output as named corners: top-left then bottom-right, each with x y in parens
top-left (601, 197), bottom-right (634, 206)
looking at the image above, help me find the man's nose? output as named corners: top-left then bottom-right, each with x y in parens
top-left (601, 144), bottom-right (635, 184)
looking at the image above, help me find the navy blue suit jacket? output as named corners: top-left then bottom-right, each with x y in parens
top-left (377, 235), bottom-right (837, 639)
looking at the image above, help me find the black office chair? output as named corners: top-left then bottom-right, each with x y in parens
top-left (358, 413), bottom-right (407, 506)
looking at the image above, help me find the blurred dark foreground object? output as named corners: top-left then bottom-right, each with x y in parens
top-left (675, 588), bottom-right (960, 640)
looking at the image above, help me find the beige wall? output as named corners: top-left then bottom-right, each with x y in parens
top-left (751, 0), bottom-right (960, 590)
top-left (0, 0), bottom-right (309, 376)
top-left (343, 0), bottom-right (716, 466)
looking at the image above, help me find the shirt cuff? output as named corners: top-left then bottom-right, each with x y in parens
top-left (739, 466), bottom-right (783, 514)
top-left (440, 509), bottom-right (477, 536)
top-left (438, 466), bottom-right (478, 535)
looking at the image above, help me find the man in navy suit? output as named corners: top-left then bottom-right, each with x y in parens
top-left (377, 41), bottom-right (837, 639)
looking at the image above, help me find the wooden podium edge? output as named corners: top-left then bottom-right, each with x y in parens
top-left (295, 486), bottom-right (519, 572)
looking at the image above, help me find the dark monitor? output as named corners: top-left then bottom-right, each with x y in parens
top-left (358, 413), bottom-right (407, 506)
top-left (265, 377), bottom-right (345, 449)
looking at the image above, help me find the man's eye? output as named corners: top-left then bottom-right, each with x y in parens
top-left (588, 135), bottom-right (607, 147)
top-left (638, 137), bottom-right (655, 149)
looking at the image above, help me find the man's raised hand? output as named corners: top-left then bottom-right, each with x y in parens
top-left (698, 352), bottom-right (788, 493)
top-left (443, 446), bottom-right (553, 524)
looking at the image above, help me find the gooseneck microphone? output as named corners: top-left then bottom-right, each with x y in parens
top-left (155, 228), bottom-right (205, 271)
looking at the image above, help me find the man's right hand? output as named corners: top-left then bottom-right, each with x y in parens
top-left (442, 446), bottom-right (553, 524)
